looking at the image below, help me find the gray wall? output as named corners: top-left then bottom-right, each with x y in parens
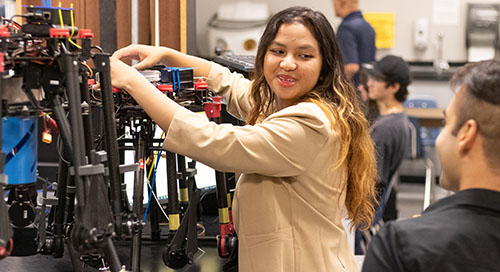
top-left (195, 0), bottom-right (338, 58)
top-left (196, 0), bottom-right (499, 62)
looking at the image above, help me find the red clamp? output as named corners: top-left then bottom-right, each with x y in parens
top-left (204, 102), bottom-right (221, 118)
top-left (112, 87), bottom-right (122, 93)
top-left (157, 84), bottom-right (173, 93)
top-left (87, 79), bottom-right (95, 86)
top-left (78, 29), bottom-right (94, 39)
top-left (50, 28), bottom-right (70, 38)
top-left (0, 28), bottom-right (10, 37)
top-left (194, 78), bottom-right (208, 90)
top-left (0, 52), bottom-right (4, 73)
top-left (218, 223), bottom-right (236, 258)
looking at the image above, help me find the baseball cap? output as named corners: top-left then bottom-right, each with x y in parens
top-left (371, 55), bottom-right (411, 86)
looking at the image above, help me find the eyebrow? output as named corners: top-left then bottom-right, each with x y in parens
top-left (270, 41), bottom-right (316, 50)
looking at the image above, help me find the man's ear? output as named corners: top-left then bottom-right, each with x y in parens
top-left (389, 82), bottom-right (400, 95)
top-left (457, 119), bottom-right (478, 156)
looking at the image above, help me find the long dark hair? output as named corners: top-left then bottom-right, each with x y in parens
top-left (247, 6), bottom-right (377, 230)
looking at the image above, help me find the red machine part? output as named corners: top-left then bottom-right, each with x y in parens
top-left (49, 28), bottom-right (70, 38)
top-left (194, 78), bottom-right (208, 90)
top-left (157, 84), bottom-right (174, 93)
top-left (0, 28), bottom-right (10, 38)
top-left (78, 29), bottom-right (94, 39)
top-left (218, 223), bottom-right (235, 257)
top-left (204, 96), bottom-right (223, 118)
top-left (0, 52), bottom-right (4, 73)
top-left (0, 239), bottom-right (13, 260)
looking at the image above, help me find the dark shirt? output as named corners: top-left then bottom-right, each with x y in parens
top-left (362, 189), bottom-right (500, 272)
top-left (371, 113), bottom-right (410, 189)
top-left (336, 11), bottom-right (376, 86)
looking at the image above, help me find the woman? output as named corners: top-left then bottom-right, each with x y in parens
top-left (111, 6), bottom-right (377, 272)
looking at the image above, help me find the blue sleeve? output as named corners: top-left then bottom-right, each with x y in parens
top-left (336, 26), bottom-right (359, 64)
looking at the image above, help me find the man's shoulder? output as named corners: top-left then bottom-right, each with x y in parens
top-left (365, 191), bottom-right (500, 272)
top-left (381, 190), bottom-right (500, 242)
top-left (371, 114), bottom-right (409, 134)
top-left (341, 13), bottom-right (374, 32)
top-left (373, 193), bottom-right (500, 270)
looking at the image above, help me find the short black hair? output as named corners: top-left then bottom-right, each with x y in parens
top-left (450, 59), bottom-right (500, 169)
top-left (371, 55), bottom-right (411, 102)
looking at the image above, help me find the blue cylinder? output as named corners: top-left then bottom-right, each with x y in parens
top-left (2, 116), bottom-right (38, 185)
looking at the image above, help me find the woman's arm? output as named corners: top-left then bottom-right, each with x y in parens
top-left (110, 57), bottom-right (181, 131)
top-left (112, 44), bottom-right (212, 78)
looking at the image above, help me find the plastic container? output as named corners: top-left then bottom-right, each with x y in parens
top-left (2, 116), bottom-right (38, 185)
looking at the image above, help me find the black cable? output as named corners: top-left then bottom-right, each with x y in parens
top-left (91, 45), bottom-right (104, 53)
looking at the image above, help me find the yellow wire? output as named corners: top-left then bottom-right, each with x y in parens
top-left (69, 4), bottom-right (75, 37)
top-left (58, 3), bottom-right (81, 49)
top-left (69, 4), bottom-right (81, 49)
top-left (81, 61), bottom-right (93, 78)
top-left (58, 2), bottom-right (64, 27)
top-left (147, 131), bottom-right (165, 180)
top-left (147, 152), bottom-right (158, 180)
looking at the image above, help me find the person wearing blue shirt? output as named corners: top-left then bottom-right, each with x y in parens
top-left (333, 0), bottom-right (375, 86)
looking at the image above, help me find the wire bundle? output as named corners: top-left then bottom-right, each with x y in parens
top-left (41, 0), bottom-right (52, 7)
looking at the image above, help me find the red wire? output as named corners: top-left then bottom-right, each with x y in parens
top-left (43, 112), bottom-right (48, 131)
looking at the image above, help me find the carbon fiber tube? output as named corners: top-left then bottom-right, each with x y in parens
top-left (215, 171), bottom-right (228, 209)
top-left (103, 239), bottom-right (122, 272)
top-left (51, 95), bottom-right (73, 159)
top-left (60, 53), bottom-right (86, 214)
top-left (80, 71), bottom-right (95, 155)
top-left (53, 159), bottom-right (69, 258)
top-left (211, 117), bottom-right (228, 210)
top-left (131, 133), bottom-right (145, 272)
top-left (93, 54), bottom-right (122, 219)
top-left (167, 151), bottom-right (180, 215)
top-left (177, 154), bottom-right (189, 213)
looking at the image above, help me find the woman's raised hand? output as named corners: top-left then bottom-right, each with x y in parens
top-left (109, 57), bottom-right (145, 91)
top-left (112, 44), bottom-right (168, 71)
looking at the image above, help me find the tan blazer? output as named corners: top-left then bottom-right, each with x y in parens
top-left (163, 63), bottom-right (358, 272)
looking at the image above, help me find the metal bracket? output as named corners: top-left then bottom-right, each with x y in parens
top-left (0, 173), bottom-right (8, 185)
top-left (69, 164), bottom-right (105, 176)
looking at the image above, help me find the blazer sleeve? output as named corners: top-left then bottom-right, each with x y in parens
top-left (163, 102), bottom-right (333, 177)
top-left (206, 62), bottom-right (252, 120)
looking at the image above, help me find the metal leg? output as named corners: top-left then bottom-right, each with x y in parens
top-left (130, 131), bottom-right (145, 272)
top-left (93, 54), bottom-right (123, 235)
top-left (166, 151), bottom-right (180, 243)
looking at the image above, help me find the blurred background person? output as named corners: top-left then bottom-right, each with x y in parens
top-left (333, 0), bottom-right (376, 87)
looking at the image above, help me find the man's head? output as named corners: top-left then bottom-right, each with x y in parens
top-left (367, 55), bottom-right (411, 103)
top-left (333, 0), bottom-right (359, 18)
top-left (436, 59), bottom-right (500, 191)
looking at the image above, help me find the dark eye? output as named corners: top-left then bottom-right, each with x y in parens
top-left (269, 48), bottom-right (284, 55)
top-left (300, 54), bottom-right (313, 59)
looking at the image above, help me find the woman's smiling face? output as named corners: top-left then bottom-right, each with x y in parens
top-left (263, 22), bottom-right (323, 110)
